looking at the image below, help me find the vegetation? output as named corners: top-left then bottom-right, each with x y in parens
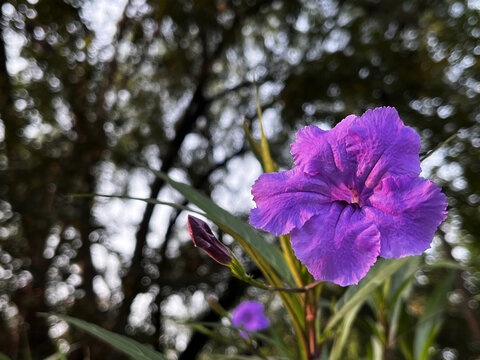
top-left (0, 0), bottom-right (479, 359)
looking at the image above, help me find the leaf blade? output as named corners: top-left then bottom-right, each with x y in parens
top-left (414, 273), bottom-right (455, 360)
top-left (325, 257), bottom-right (413, 332)
top-left (153, 170), bottom-right (294, 284)
top-left (50, 314), bottom-right (168, 360)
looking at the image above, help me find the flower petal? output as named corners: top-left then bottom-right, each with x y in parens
top-left (290, 115), bottom-right (357, 187)
top-left (290, 125), bottom-right (327, 173)
top-left (250, 168), bottom-right (331, 235)
top-left (290, 202), bottom-right (381, 286)
top-left (346, 107), bottom-right (421, 195)
top-left (232, 301), bottom-right (270, 334)
top-left (364, 176), bottom-right (448, 258)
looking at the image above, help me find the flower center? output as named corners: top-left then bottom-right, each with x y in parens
top-left (243, 313), bottom-right (253, 324)
top-left (348, 185), bottom-right (361, 206)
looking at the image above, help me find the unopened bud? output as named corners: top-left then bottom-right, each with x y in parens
top-left (188, 215), bottom-right (232, 265)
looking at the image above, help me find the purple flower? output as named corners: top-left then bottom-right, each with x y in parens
top-left (232, 301), bottom-right (270, 338)
top-left (188, 215), bottom-right (232, 265)
top-left (250, 107), bottom-right (447, 286)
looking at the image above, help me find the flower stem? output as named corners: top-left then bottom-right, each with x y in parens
top-left (227, 232), bottom-right (308, 359)
top-left (303, 289), bottom-right (319, 359)
top-left (234, 273), bottom-right (323, 293)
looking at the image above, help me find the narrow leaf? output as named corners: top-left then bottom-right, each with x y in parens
top-left (245, 108), bottom-right (304, 287)
top-left (70, 193), bottom-right (204, 216)
top-left (242, 117), bottom-right (263, 163)
top-left (423, 260), bottom-right (464, 270)
top-left (420, 131), bottom-right (458, 162)
top-left (254, 85), bottom-right (277, 173)
top-left (49, 314), bottom-right (167, 360)
top-left (329, 304), bottom-right (361, 360)
top-left (152, 170), bottom-right (294, 284)
top-left (209, 355), bottom-right (285, 360)
top-left (414, 273), bottom-right (455, 360)
top-left (325, 257), bottom-right (413, 332)
top-left (387, 257), bottom-right (421, 306)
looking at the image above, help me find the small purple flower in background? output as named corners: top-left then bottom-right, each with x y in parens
top-left (250, 107), bottom-right (447, 286)
top-left (232, 301), bottom-right (270, 338)
top-left (188, 215), bottom-right (232, 265)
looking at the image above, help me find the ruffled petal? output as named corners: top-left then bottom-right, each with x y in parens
top-left (364, 176), bottom-right (448, 258)
top-left (290, 115), bottom-right (357, 188)
top-left (290, 125), bottom-right (327, 173)
top-left (250, 168), bottom-right (331, 235)
top-left (346, 107), bottom-right (421, 195)
top-left (290, 202), bottom-right (381, 286)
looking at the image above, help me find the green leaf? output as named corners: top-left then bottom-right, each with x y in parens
top-left (414, 273), bottom-right (455, 360)
top-left (48, 314), bottom-right (167, 360)
top-left (209, 355), bottom-right (286, 360)
top-left (74, 191), bottom-right (294, 285)
top-left (324, 257), bottom-right (413, 333)
top-left (0, 353), bottom-right (11, 360)
top-left (75, 180), bottom-right (304, 353)
top-left (245, 99), bottom-right (304, 287)
top-left (184, 321), bottom-right (291, 357)
top-left (423, 260), bottom-right (464, 270)
top-left (187, 323), bottom-right (219, 338)
top-left (254, 86), bottom-right (277, 174)
top-left (386, 260), bottom-right (419, 348)
top-left (242, 117), bottom-right (263, 164)
top-left (387, 257), bottom-right (421, 307)
top-left (319, 345), bottom-right (330, 360)
top-left (152, 170), bottom-right (294, 284)
top-left (400, 336), bottom-right (415, 360)
top-left (43, 350), bottom-right (67, 360)
top-left (329, 303), bottom-right (361, 360)
top-left (420, 131), bottom-right (458, 162)
top-left (183, 321), bottom-right (287, 351)
top-left (70, 193), bottom-right (204, 216)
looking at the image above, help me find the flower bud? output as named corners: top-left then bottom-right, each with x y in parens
top-left (188, 215), bottom-right (232, 265)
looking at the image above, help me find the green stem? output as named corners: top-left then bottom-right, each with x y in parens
top-left (265, 270), bottom-right (309, 360)
top-left (226, 231), bottom-right (308, 359)
top-left (234, 272), bottom-right (323, 293)
top-left (280, 235), bottom-right (304, 287)
top-left (420, 131), bottom-right (458, 162)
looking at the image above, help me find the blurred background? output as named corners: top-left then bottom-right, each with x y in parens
top-left (0, 0), bottom-right (479, 359)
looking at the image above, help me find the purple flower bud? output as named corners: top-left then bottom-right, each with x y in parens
top-left (232, 301), bottom-right (270, 338)
top-left (188, 215), bottom-right (232, 265)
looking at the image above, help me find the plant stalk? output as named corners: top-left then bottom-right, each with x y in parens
top-left (305, 290), bottom-right (319, 360)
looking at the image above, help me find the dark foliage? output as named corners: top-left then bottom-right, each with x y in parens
top-left (0, 0), bottom-right (479, 358)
